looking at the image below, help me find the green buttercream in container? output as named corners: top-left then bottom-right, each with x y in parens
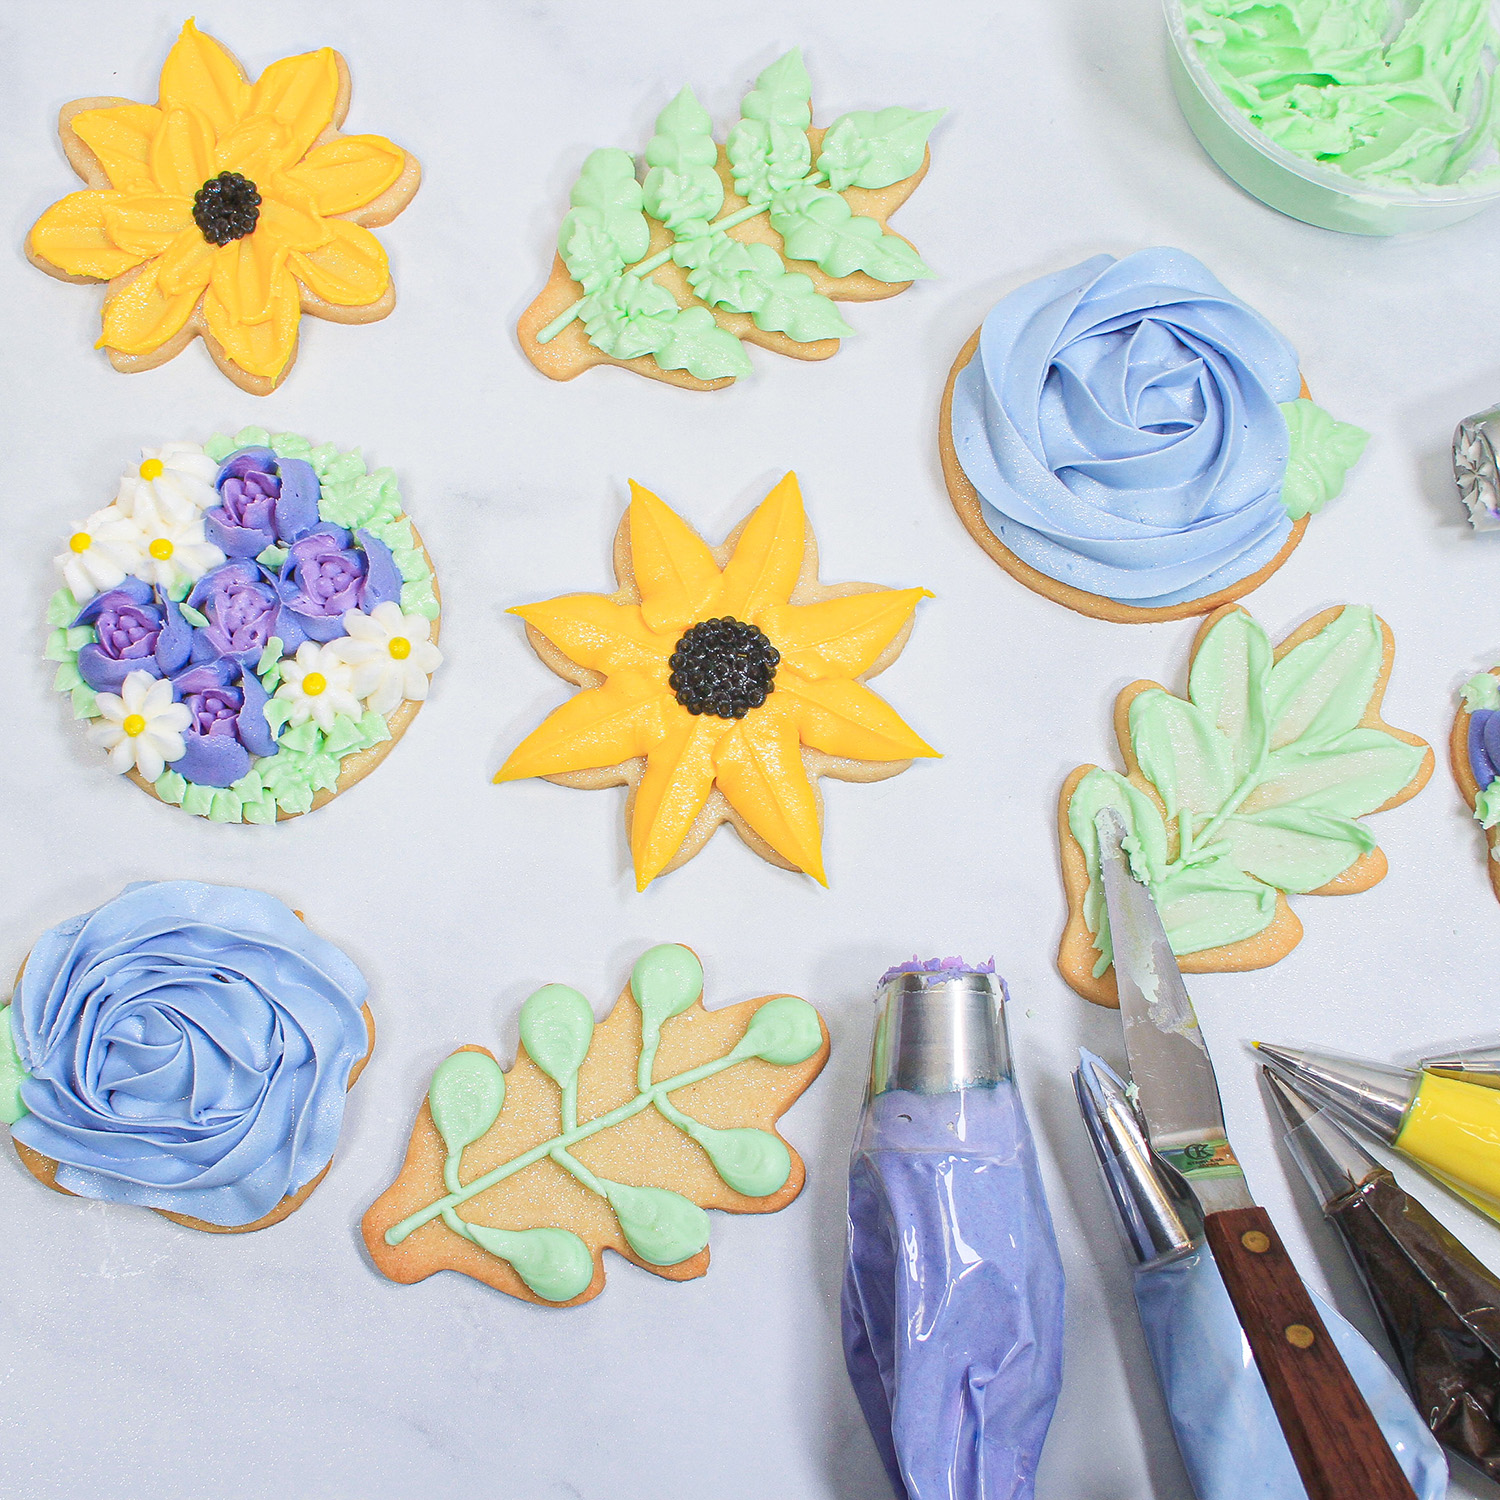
top-left (1165, 0), bottom-right (1500, 233)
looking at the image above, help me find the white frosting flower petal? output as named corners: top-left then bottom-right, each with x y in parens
top-left (129, 493), bottom-right (226, 591)
top-left (332, 605), bottom-right (442, 716)
top-left (90, 669), bottom-right (189, 779)
top-left (117, 442), bottom-right (219, 519)
top-left (274, 643), bottom-right (362, 730)
top-left (55, 506), bottom-right (147, 603)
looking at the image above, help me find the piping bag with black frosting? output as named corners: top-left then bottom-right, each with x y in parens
top-left (1076, 1052), bottom-right (1446, 1500)
top-left (841, 959), bottom-right (1064, 1500)
top-left (1266, 1066), bottom-right (1500, 1479)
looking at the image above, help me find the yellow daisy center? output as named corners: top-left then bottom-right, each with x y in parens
top-left (388, 637), bottom-right (411, 660)
top-left (148, 538), bottom-right (174, 560)
top-left (139, 458), bottom-right (164, 481)
top-left (69, 532), bottom-right (92, 554)
top-left (302, 672), bottom-right (328, 697)
top-left (122, 714), bottom-right (147, 737)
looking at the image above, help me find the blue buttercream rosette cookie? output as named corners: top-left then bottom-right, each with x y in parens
top-left (942, 247), bottom-right (1368, 619)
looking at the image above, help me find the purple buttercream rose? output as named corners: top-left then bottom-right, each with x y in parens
top-left (73, 578), bottom-right (192, 692)
top-left (278, 524), bottom-right (402, 643)
top-left (188, 561), bottom-right (306, 664)
top-left (170, 659), bottom-right (279, 788)
top-left (204, 446), bottom-right (321, 559)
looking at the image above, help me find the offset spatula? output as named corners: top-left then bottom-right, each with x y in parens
top-left (1095, 810), bottom-right (1417, 1500)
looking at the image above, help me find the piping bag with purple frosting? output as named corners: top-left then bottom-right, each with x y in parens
top-left (1076, 1051), bottom-right (1446, 1500)
top-left (841, 959), bottom-right (1065, 1500)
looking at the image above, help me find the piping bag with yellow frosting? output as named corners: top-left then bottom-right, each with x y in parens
top-left (1076, 1051), bottom-right (1445, 1500)
top-left (841, 959), bottom-right (1064, 1500)
top-left (1256, 1042), bottom-right (1500, 1222)
top-left (1266, 1066), bottom-right (1500, 1481)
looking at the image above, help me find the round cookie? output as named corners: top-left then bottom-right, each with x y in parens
top-left (48, 429), bottom-right (441, 823)
top-left (1452, 668), bottom-right (1500, 906)
top-left (1, 882), bottom-right (373, 1233)
top-left (941, 248), bottom-right (1368, 622)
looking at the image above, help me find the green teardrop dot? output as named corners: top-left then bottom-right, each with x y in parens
top-left (466, 1224), bottom-right (594, 1303)
top-left (428, 1051), bottom-right (505, 1156)
top-left (603, 1181), bottom-right (711, 1265)
top-left (631, 944), bottom-right (704, 1031)
top-left (731, 995), bottom-right (823, 1066)
top-left (519, 983), bottom-right (595, 1091)
top-left (689, 1124), bottom-right (791, 1197)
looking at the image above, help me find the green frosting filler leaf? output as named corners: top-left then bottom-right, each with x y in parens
top-left (256, 544), bottom-right (288, 570)
top-left (71, 685), bottom-right (98, 719)
top-left (561, 148), bottom-right (651, 283)
top-left (430, 1052), bottom-right (506, 1156)
top-left (675, 1120), bottom-right (791, 1198)
top-left (1278, 399), bottom-right (1369, 520)
top-left (643, 88), bottom-right (725, 230)
top-left (1463, 672), bottom-right (1500, 713)
top-left (45, 588), bottom-right (80, 627)
top-left (178, 602), bottom-right (209, 629)
top-left (1068, 606), bottom-right (1426, 970)
top-left (0, 1006), bottom-right (31, 1125)
top-left (769, 183), bottom-right (931, 281)
top-left (202, 433), bottom-right (236, 463)
top-left (465, 1224), bottom-right (594, 1303)
top-left (154, 769), bottom-right (187, 805)
top-left (234, 425), bottom-right (271, 449)
top-left (671, 234), bottom-right (852, 341)
top-left (270, 432), bottom-right (313, 460)
top-left (817, 106), bottom-right (944, 191)
top-left (604, 1181), bottom-right (711, 1265)
top-left (1477, 782), bottom-right (1500, 830)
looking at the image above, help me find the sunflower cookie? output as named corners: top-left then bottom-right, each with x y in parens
top-left (1452, 669), bottom-right (1500, 904)
top-left (0, 881), bottom-right (373, 1232)
top-left (1059, 604), bottom-right (1432, 1005)
top-left (519, 49), bottom-right (939, 390)
top-left (25, 19), bottom-right (420, 393)
top-left (942, 248), bottom-right (1368, 621)
top-left (47, 429), bottom-right (441, 822)
top-left (363, 943), bottom-right (827, 1306)
top-left (493, 473), bottom-right (937, 888)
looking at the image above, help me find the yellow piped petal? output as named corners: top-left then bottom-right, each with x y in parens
top-left (494, 675), bottom-right (663, 783)
top-left (29, 191), bottom-right (145, 281)
top-left (255, 194), bottom-right (332, 255)
top-left (712, 699), bottom-right (826, 883)
top-left (246, 48), bottom-right (341, 167)
top-left (158, 20), bottom-right (250, 137)
top-left (149, 106), bottom-right (217, 197)
top-left (70, 105), bottom-right (164, 191)
top-left (156, 227), bottom-right (216, 297)
top-left (631, 712), bottom-right (724, 890)
top-left (719, 472), bottom-right (806, 621)
top-left (286, 220), bottom-right (388, 307)
top-left (203, 258), bottom-right (300, 379)
top-left (779, 671), bottom-right (939, 761)
top-left (760, 587), bottom-right (933, 681)
top-left (98, 261), bottom-right (202, 355)
top-left (627, 481), bottom-right (722, 635)
top-left (281, 134), bottom-right (405, 215)
top-left (209, 235), bottom-right (285, 326)
top-left (213, 111), bottom-right (292, 184)
top-left (99, 194), bottom-right (195, 259)
top-left (510, 595), bottom-right (670, 677)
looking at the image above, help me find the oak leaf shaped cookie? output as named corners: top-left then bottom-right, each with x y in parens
top-left (1058, 604), bottom-right (1432, 1005)
top-left (362, 945), bottom-right (828, 1307)
top-left (518, 49), bottom-right (940, 391)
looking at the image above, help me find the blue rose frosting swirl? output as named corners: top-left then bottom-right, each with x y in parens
top-left (950, 247), bottom-right (1303, 608)
top-left (9, 881), bottom-right (369, 1228)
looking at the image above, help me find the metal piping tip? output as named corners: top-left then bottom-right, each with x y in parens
top-left (869, 963), bottom-right (1011, 1097)
top-left (1252, 1042), bottom-right (1414, 1146)
top-left (1074, 1049), bottom-right (1201, 1268)
top-left (1455, 404), bottom-right (1500, 530)
top-left (1421, 1045), bottom-right (1500, 1090)
top-left (1261, 1067), bottom-right (1384, 1213)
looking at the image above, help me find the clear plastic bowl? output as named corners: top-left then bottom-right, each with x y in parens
top-left (1164, 0), bottom-right (1500, 236)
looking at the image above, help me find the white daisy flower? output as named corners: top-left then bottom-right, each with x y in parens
top-left (89, 670), bottom-right (190, 783)
top-left (275, 642), bottom-right (363, 733)
top-left (55, 505), bottom-right (147, 602)
top-left (129, 491), bottom-right (225, 591)
top-left (332, 603), bottom-right (444, 716)
top-left (115, 441), bottom-right (220, 521)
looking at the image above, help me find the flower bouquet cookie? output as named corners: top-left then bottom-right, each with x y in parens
top-left (363, 944), bottom-right (827, 1306)
top-left (493, 473), bottom-right (937, 888)
top-left (1059, 604), bottom-right (1432, 1004)
top-left (0, 882), bottom-right (372, 1232)
top-left (47, 429), bottom-right (441, 822)
top-left (941, 248), bottom-right (1369, 621)
top-left (519, 49), bottom-right (939, 390)
top-left (25, 19), bottom-right (420, 393)
top-left (1453, 669), bottom-right (1500, 904)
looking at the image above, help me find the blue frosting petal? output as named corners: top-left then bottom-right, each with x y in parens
top-left (356, 527), bottom-right (403, 610)
top-left (10, 882), bottom-right (368, 1228)
top-left (950, 247), bottom-right (1300, 607)
top-left (172, 730), bottom-right (250, 788)
top-left (204, 509), bottom-right (275, 559)
top-left (273, 457), bottom-right (321, 542)
top-left (236, 666), bottom-right (280, 759)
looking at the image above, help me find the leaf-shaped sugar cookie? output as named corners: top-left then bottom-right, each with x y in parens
top-left (1057, 603), bottom-right (1432, 1006)
top-left (362, 945), bottom-right (828, 1306)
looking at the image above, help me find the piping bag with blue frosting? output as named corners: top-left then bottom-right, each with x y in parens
top-left (1075, 1051), bottom-right (1447, 1500)
top-left (841, 959), bottom-right (1065, 1500)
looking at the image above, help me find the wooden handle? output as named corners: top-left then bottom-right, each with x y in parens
top-left (1204, 1206), bottom-right (1417, 1500)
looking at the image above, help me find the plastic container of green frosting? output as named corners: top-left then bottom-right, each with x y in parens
top-left (1164, 0), bottom-right (1500, 236)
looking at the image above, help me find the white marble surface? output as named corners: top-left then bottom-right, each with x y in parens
top-left (3, 2), bottom-right (1500, 1496)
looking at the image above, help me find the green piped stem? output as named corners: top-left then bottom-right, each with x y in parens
top-left (387, 1049), bottom-right (746, 1245)
top-left (535, 174), bottom-right (827, 345)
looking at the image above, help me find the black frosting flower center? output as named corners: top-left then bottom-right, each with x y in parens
top-left (669, 618), bottom-right (778, 719)
top-left (193, 172), bottom-right (261, 245)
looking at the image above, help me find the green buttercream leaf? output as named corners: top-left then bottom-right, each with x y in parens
top-left (400, 579), bottom-right (440, 619)
top-left (44, 627), bottom-right (75, 663)
top-left (580, 273), bottom-right (678, 360)
top-left (273, 779), bottom-right (314, 816)
top-left (1219, 805), bottom-right (1374, 892)
top-left (1130, 688), bottom-right (1236, 825)
top-left (562, 147), bottom-right (650, 275)
top-left (464, 1224), bottom-right (593, 1303)
top-left (181, 781), bottom-right (216, 818)
top-left (1248, 727), bottom-right (1428, 821)
top-left (45, 588), bottom-right (80, 627)
top-left (1153, 851), bottom-right (1279, 953)
top-left (256, 544), bottom-right (288, 570)
top-left (643, 88), bottom-right (725, 229)
top-left (53, 661), bottom-right (84, 693)
top-left (392, 546), bottom-right (426, 582)
top-left (256, 637), bottom-right (285, 677)
top-left (1477, 781), bottom-right (1500, 829)
top-left (739, 49), bottom-right (813, 129)
top-left (727, 118), bottom-right (812, 205)
top-left (651, 305), bottom-right (753, 380)
top-left (358, 709), bottom-right (394, 745)
top-left (1265, 605), bottom-right (1384, 752)
top-left (234, 425), bottom-right (271, 449)
top-left (0, 1008), bottom-right (31, 1125)
top-left (603, 1181), bottom-right (710, 1266)
top-left (263, 697), bottom-right (294, 731)
top-left (242, 792), bottom-right (279, 824)
top-left (321, 714), bottom-right (369, 758)
top-left (520, 985), bottom-right (595, 1091)
top-left (681, 1123), bottom-right (790, 1197)
top-left (308, 442), bottom-right (340, 476)
top-left (1278, 399), bottom-right (1369, 520)
top-left (1464, 672), bottom-right (1500, 713)
top-left (165, 577), bottom-right (191, 602)
top-left (178, 602), bottom-right (210, 630)
top-left (277, 719), bottom-right (322, 755)
top-left (430, 1051), bottom-right (506, 1156)
top-left (65, 625), bottom-right (95, 652)
top-left (71, 684), bottom-right (98, 719)
top-left (208, 790), bottom-right (243, 824)
top-left (1187, 608), bottom-right (1272, 778)
top-left (769, 186), bottom-right (931, 281)
top-left (203, 434), bottom-right (236, 463)
top-left (229, 768), bottom-right (264, 802)
top-left (672, 235), bottom-right (851, 342)
top-left (154, 769), bottom-right (187, 806)
top-left (323, 450), bottom-right (367, 485)
top-left (817, 106), bottom-right (943, 190)
top-left (269, 431), bottom-right (313, 459)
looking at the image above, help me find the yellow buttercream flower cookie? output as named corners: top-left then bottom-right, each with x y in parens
top-left (25, 19), bottom-right (421, 394)
top-left (495, 475), bottom-right (938, 889)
